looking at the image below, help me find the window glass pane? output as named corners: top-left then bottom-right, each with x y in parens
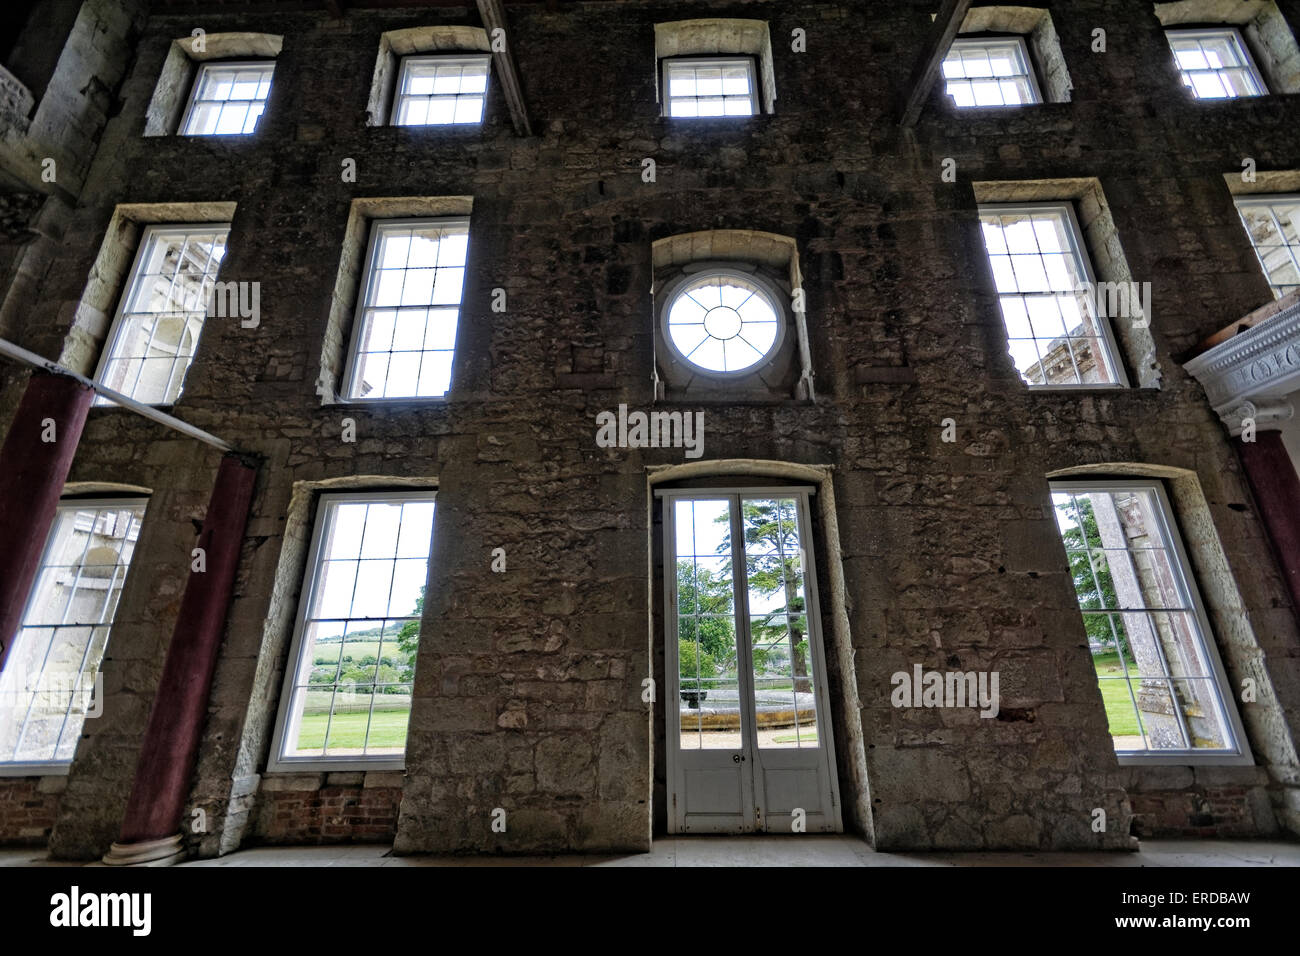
top-left (943, 38), bottom-right (1041, 107)
top-left (977, 206), bottom-right (1123, 386)
top-left (742, 498), bottom-right (818, 751)
top-left (280, 497), bottom-right (435, 761)
top-left (1050, 487), bottom-right (1238, 754)
top-left (97, 226), bottom-right (230, 405)
top-left (666, 58), bottom-right (757, 117)
top-left (666, 272), bottom-right (781, 374)
top-left (182, 62), bottom-right (275, 135)
top-left (392, 56), bottom-right (490, 127)
top-left (0, 501), bottom-right (146, 766)
top-left (1166, 29), bottom-right (1264, 99)
top-left (349, 221), bottom-right (469, 399)
top-left (1234, 197), bottom-right (1300, 300)
top-left (672, 496), bottom-right (823, 754)
top-left (675, 499), bottom-right (737, 751)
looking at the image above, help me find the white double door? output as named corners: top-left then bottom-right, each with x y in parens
top-left (661, 488), bottom-right (841, 834)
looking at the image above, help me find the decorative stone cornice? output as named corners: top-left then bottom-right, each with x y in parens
top-left (1184, 294), bottom-right (1300, 430)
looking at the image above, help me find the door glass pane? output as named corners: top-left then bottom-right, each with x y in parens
top-left (740, 497), bottom-right (818, 749)
top-left (674, 498), bottom-right (741, 750)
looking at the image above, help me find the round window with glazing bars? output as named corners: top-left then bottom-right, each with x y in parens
top-left (661, 269), bottom-right (786, 376)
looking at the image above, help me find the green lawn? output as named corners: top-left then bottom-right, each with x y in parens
top-left (771, 732), bottom-right (818, 744)
top-left (294, 709), bottom-right (411, 749)
top-left (1091, 651), bottom-right (1141, 736)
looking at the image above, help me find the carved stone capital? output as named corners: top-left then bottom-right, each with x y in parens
top-left (1219, 399), bottom-right (1295, 437)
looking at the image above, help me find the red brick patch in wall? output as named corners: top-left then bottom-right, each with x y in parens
top-left (0, 777), bottom-right (63, 846)
top-left (255, 782), bottom-right (402, 845)
top-left (1129, 788), bottom-right (1261, 839)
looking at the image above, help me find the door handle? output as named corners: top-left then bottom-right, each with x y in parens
top-left (732, 753), bottom-right (745, 762)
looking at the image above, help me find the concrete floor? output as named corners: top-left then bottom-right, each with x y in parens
top-left (3, 835), bottom-right (1299, 867)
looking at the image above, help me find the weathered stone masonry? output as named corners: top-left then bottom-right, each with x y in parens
top-left (1, 0), bottom-right (1299, 856)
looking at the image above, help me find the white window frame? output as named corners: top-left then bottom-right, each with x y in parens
top-left (267, 490), bottom-right (436, 773)
top-left (340, 216), bottom-right (471, 403)
top-left (0, 497), bottom-right (148, 776)
top-left (943, 35), bottom-right (1043, 108)
top-left (661, 55), bottom-right (760, 118)
top-left (390, 53), bottom-right (491, 127)
top-left (178, 59), bottom-right (276, 136)
top-left (1165, 27), bottom-right (1267, 99)
top-left (1233, 193), bottom-right (1300, 300)
top-left (1049, 479), bottom-right (1253, 766)
top-left (977, 201), bottom-right (1131, 389)
top-left (92, 222), bottom-right (231, 407)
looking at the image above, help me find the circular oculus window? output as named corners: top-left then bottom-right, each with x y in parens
top-left (664, 271), bottom-right (782, 375)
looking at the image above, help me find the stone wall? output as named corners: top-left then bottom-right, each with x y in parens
top-left (0, 0), bottom-right (146, 196)
top-left (0, 0), bottom-right (147, 353)
top-left (1, 0), bottom-right (1299, 857)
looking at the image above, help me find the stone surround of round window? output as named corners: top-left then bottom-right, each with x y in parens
top-left (661, 269), bottom-right (785, 376)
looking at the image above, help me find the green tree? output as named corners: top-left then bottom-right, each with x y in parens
top-left (676, 561), bottom-right (737, 675)
top-left (719, 500), bottom-right (811, 694)
top-left (395, 587), bottom-right (425, 683)
top-left (1054, 495), bottom-right (1128, 656)
top-left (677, 639), bottom-right (717, 699)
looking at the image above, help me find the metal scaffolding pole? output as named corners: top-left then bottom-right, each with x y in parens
top-left (0, 337), bottom-right (237, 453)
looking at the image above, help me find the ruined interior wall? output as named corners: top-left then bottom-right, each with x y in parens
top-left (0, 0), bottom-right (1298, 856)
top-left (0, 0), bottom-right (148, 196)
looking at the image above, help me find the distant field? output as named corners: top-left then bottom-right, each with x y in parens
top-left (312, 641), bottom-right (404, 664)
top-left (301, 691), bottom-right (411, 713)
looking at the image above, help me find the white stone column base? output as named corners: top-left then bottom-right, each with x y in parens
top-left (101, 833), bottom-right (185, 867)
